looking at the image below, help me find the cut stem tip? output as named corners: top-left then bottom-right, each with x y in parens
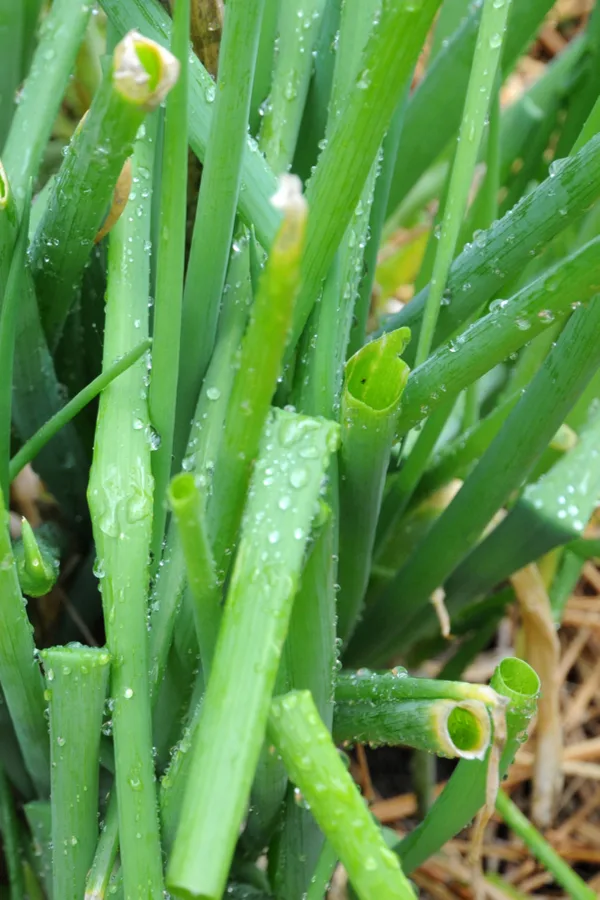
top-left (113, 31), bottom-right (180, 111)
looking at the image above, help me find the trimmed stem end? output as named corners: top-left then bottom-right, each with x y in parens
top-left (113, 31), bottom-right (180, 111)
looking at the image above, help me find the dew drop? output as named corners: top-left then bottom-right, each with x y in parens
top-left (290, 467), bottom-right (308, 489)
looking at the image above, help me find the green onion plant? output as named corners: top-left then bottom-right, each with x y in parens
top-left (0, 1), bottom-right (598, 897)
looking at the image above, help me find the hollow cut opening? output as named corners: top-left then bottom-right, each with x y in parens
top-left (447, 705), bottom-right (483, 753)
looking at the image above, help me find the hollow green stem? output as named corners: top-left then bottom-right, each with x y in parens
top-left (177, 0), bottom-right (266, 449)
top-left (41, 645), bottom-right (110, 900)
top-left (395, 657), bottom-right (539, 873)
top-left (166, 408), bottom-right (339, 900)
top-left (349, 297), bottom-right (600, 666)
top-left (207, 177), bottom-right (307, 571)
top-left (495, 789), bottom-right (595, 900)
top-left (30, 31), bottom-right (179, 348)
top-left (416, 0), bottom-right (513, 367)
top-left (148, 0), bottom-right (189, 560)
top-left (168, 474), bottom-right (220, 678)
top-left (259, 0), bottom-right (327, 173)
top-left (269, 690), bottom-right (416, 900)
top-left (335, 669), bottom-right (501, 708)
top-left (2, 0), bottom-right (91, 203)
top-left (87, 125), bottom-right (164, 899)
top-left (9, 339), bottom-right (151, 482)
top-left (333, 697), bottom-right (491, 760)
top-left (337, 329), bottom-right (410, 642)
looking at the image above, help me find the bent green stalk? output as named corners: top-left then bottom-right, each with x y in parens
top-left (0, 486), bottom-right (48, 796)
top-left (395, 236), bottom-right (600, 438)
top-left (379, 133), bottom-right (600, 364)
top-left (415, 0), bottom-right (513, 367)
top-left (268, 690), bottom-right (416, 900)
top-left (495, 790), bottom-right (595, 900)
top-left (87, 126), bottom-right (164, 899)
top-left (177, 0), bottom-right (266, 449)
top-left (41, 645), bottom-right (110, 900)
top-left (168, 474), bottom-right (220, 678)
top-left (349, 297), bottom-right (600, 666)
top-left (333, 697), bottom-right (491, 760)
top-left (395, 657), bottom-right (539, 873)
top-left (148, 0), bottom-right (189, 561)
top-left (207, 176), bottom-right (307, 571)
top-left (9, 339), bottom-right (151, 482)
top-left (166, 408), bottom-right (339, 900)
top-left (30, 31), bottom-right (179, 348)
top-left (337, 329), bottom-right (410, 642)
top-left (335, 668), bottom-right (501, 708)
